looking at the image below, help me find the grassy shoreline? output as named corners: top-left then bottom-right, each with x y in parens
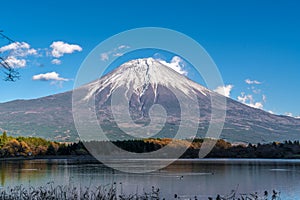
top-left (0, 182), bottom-right (281, 200)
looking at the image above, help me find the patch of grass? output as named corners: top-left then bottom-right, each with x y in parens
top-left (0, 182), bottom-right (281, 200)
top-left (0, 182), bottom-right (161, 200)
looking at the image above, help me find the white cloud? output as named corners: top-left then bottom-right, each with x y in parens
top-left (285, 112), bottom-right (293, 117)
top-left (50, 41), bottom-right (82, 58)
top-left (251, 102), bottom-right (263, 109)
top-left (252, 87), bottom-right (261, 94)
top-left (117, 45), bottom-right (129, 50)
top-left (2, 56), bottom-right (26, 68)
top-left (100, 53), bottom-right (109, 61)
top-left (0, 42), bottom-right (29, 52)
top-left (156, 56), bottom-right (188, 75)
top-left (237, 92), bottom-right (264, 109)
top-left (236, 79), bottom-right (267, 110)
top-left (0, 42), bottom-right (37, 56)
top-left (214, 85), bottom-right (233, 97)
top-left (1, 41), bottom-right (81, 69)
top-left (283, 112), bottom-right (300, 118)
top-left (27, 48), bottom-right (38, 55)
top-left (51, 59), bottom-right (61, 65)
top-left (262, 94), bottom-right (267, 102)
top-left (0, 42), bottom-right (37, 68)
top-left (100, 45), bottom-right (130, 61)
top-left (113, 53), bottom-right (124, 57)
top-left (32, 72), bottom-right (68, 81)
top-left (245, 79), bottom-right (262, 85)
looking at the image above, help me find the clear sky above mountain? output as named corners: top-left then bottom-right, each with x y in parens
top-left (0, 0), bottom-right (299, 117)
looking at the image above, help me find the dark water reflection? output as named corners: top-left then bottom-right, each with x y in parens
top-left (0, 159), bottom-right (300, 199)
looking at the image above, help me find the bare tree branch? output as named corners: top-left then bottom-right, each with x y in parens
top-left (0, 30), bottom-right (14, 43)
top-left (0, 30), bottom-right (20, 81)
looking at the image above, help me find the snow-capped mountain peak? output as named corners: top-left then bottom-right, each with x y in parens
top-left (84, 57), bottom-right (208, 100)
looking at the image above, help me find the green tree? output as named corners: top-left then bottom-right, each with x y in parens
top-left (0, 131), bottom-right (8, 147)
top-left (46, 142), bottom-right (59, 155)
top-left (2, 131), bottom-right (7, 142)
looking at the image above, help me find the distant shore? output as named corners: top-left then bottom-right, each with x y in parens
top-left (1, 133), bottom-right (300, 160)
top-left (0, 154), bottom-right (98, 162)
top-left (2, 155), bottom-right (300, 162)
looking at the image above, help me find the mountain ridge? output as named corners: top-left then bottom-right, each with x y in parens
top-left (1, 58), bottom-right (300, 143)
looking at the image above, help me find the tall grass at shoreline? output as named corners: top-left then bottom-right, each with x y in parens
top-left (0, 182), bottom-right (161, 200)
top-left (0, 182), bottom-right (281, 200)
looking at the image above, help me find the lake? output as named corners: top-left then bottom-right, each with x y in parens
top-left (1, 158), bottom-right (300, 199)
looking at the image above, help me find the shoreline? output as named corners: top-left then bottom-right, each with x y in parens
top-left (0, 155), bottom-right (97, 162)
top-left (1, 155), bottom-right (300, 162)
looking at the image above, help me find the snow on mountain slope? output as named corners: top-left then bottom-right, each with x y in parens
top-left (83, 58), bottom-right (209, 101)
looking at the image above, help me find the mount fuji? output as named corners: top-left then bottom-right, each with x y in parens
top-left (0, 58), bottom-right (300, 143)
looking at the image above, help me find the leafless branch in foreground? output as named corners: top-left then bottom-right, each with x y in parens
top-left (0, 30), bottom-right (20, 81)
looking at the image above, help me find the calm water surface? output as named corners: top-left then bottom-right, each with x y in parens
top-left (0, 159), bottom-right (300, 199)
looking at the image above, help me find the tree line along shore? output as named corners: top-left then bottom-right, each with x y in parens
top-left (1, 131), bottom-right (300, 159)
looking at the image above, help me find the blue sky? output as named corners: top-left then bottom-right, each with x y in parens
top-left (0, 0), bottom-right (300, 117)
